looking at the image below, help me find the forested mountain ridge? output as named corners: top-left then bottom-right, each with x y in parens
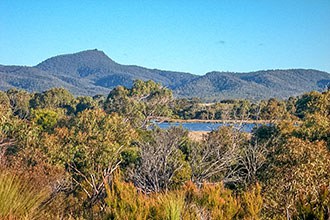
top-left (1, 49), bottom-right (329, 100)
top-left (175, 69), bottom-right (330, 101)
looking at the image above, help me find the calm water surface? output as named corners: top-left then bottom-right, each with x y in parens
top-left (153, 122), bottom-right (259, 132)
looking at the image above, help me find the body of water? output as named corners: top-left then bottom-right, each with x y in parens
top-left (153, 122), bottom-right (259, 132)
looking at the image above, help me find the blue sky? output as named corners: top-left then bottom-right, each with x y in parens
top-left (1, 0), bottom-right (329, 75)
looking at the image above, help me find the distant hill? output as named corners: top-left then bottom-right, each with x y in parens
top-left (1, 49), bottom-right (329, 100)
top-left (35, 49), bottom-right (197, 91)
top-left (175, 69), bottom-right (330, 101)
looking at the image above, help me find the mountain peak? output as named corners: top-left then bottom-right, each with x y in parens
top-left (37, 49), bottom-right (115, 66)
top-left (35, 49), bottom-right (117, 76)
top-left (73, 49), bottom-right (109, 58)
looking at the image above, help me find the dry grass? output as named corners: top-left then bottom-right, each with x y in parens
top-left (0, 171), bottom-right (49, 220)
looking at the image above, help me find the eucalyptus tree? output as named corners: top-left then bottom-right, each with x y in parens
top-left (6, 88), bottom-right (31, 119)
top-left (43, 109), bottom-right (137, 206)
top-left (105, 80), bottom-right (173, 128)
top-left (30, 88), bottom-right (75, 114)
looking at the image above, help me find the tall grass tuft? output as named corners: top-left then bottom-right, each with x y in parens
top-left (105, 177), bottom-right (263, 220)
top-left (156, 192), bottom-right (185, 220)
top-left (0, 171), bottom-right (49, 220)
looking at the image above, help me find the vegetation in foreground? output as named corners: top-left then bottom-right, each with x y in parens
top-left (0, 80), bottom-right (329, 219)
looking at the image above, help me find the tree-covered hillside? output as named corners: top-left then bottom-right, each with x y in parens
top-left (1, 50), bottom-right (329, 100)
top-left (175, 69), bottom-right (330, 101)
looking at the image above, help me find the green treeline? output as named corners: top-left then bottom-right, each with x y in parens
top-left (0, 80), bottom-right (329, 219)
top-left (172, 96), bottom-right (307, 121)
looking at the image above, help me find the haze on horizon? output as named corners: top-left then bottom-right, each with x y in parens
top-left (0, 0), bottom-right (330, 75)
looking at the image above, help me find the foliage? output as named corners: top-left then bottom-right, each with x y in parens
top-left (189, 126), bottom-right (246, 184)
top-left (105, 175), bottom-right (262, 220)
top-left (295, 91), bottom-right (322, 118)
top-left (171, 97), bottom-right (298, 121)
top-left (183, 181), bottom-right (240, 219)
top-left (0, 91), bottom-right (11, 117)
top-left (0, 171), bottom-right (49, 220)
top-left (104, 85), bottom-right (142, 125)
top-left (259, 98), bottom-right (287, 120)
top-left (30, 88), bottom-right (75, 114)
top-left (293, 186), bottom-right (330, 220)
top-left (105, 172), bottom-right (150, 220)
top-left (183, 181), bottom-right (263, 220)
top-left (295, 90), bottom-right (330, 148)
top-left (75, 96), bottom-right (98, 114)
top-left (260, 137), bottom-right (330, 219)
top-left (0, 84), bottom-right (329, 219)
top-left (239, 183), bottom-right (263, 219)
top-left (32, 109), bottom-right (60, 132)
top-left (154, 192), bottom-right (185, 220)
top-left (132, 127), bottom-right (191, 193)
top-left (43, 109), bottom-right (137, 212)
top-left (6, 88), bottom-right (31, 119)
top-left (105, 80), bottom-right (173, 128)
top-left (0, 113), bottom-right (41, 164)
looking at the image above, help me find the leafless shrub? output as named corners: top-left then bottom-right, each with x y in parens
top-left (133, 127), bottom-right (189, 193)
top-left (189, 126), bottom-right (244, 185)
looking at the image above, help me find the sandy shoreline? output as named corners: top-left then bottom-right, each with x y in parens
top-left (188, 131), bottom-right (209, 142)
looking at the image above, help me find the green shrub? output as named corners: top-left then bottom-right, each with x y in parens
top-left (32, 109), bottom-right (59, 132)
top-left (293, 186), bottom-right (330, 220)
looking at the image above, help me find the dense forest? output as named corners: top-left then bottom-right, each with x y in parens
top-left (0, 80), bottom-right (329, 219)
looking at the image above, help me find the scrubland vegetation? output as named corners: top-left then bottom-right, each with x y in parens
top-left (0, 80), bottom-right (329, 219)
